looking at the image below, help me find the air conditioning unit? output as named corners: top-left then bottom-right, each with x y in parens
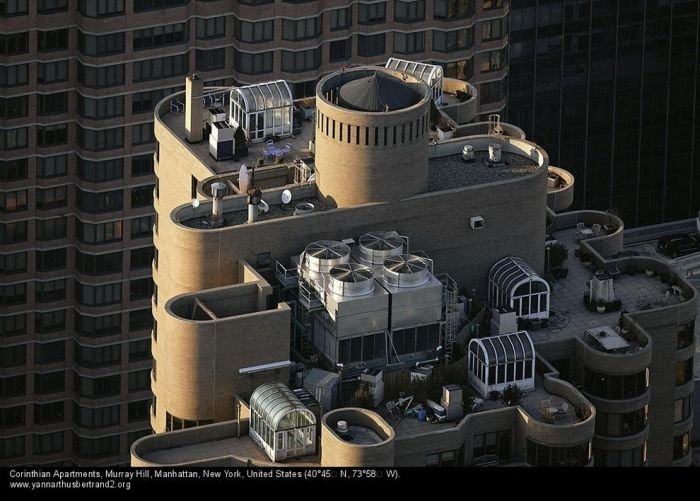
top-left (488, 144), bottom-right (502, 163)
top-left (462, 144), bottom-right (475, 162)
top-left (470, 216), bottom-right (485, 230)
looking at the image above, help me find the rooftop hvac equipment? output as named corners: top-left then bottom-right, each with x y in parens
top-left (210, 182), bottom-right (227, 220)
top-left (294, 202), bottom-right (314, 216)
top-left (488, 143), bottom-right (502, 163)
top-left (383, 254), bottom-right (430, 288)
top-left (462, 144), bottom-right (475, 162)
top-left (304, 240), bottom-right (351, 273)
top-left (328, 263), bottom-right (375, 297)
top-left (358, 231), bottom-right (405, 265)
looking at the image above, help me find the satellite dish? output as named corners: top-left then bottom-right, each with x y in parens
top-left (192, 199), bottom-right (200, 209)
top-left (281, 189), bottom-right (292, 205)
top-left (239, 164), bottom-right (250, 194)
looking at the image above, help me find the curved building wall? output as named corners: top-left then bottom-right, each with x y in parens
top-left (314, 69), bottom-right (432, 207)
top-left (321, 408), bottom-right (395, 467)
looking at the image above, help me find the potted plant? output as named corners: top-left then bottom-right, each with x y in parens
top-left (645, 268), bottom-right (655, 277)
top-left (436, 118), bottom-right (454, 140)
top-left (501, 383), bottom-right (525, 407)
top-left (547, 242), bottom-right (569, 278)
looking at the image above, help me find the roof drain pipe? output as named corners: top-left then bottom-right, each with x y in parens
top-left (209, 182), bottom-right (227, 228)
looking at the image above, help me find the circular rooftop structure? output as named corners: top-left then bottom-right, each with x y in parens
top-left (338, 71), bottom-right (422, 112)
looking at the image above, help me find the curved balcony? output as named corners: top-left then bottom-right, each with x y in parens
top-left (546, 166), bottom-right (575, 213)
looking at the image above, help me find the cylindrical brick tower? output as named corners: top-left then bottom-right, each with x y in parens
top-left (314, 67), bottom-right (432, 208)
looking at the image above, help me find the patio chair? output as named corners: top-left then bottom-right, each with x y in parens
top-left (558, 402), bottom-right (569, 414)
top-left (592, 223), bottom-right (602, 236)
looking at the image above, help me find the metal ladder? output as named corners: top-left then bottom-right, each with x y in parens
top-left (437, 273), bottom-right (458, 363)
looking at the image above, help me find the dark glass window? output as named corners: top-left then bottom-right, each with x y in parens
top-left (133, 23), bottom-right (188, 50)
top-left (76, 157), bottom-right (123, 182)
top-left (234, 51), bottom-right (273, 75)
top-left (75, 281), bottom-right (122, 306)
top-left (129, 338), bottom-right (151, 361)
top-left (77, 126), bottom-right (124, 151)
top-left (0, 436), bottom-right (25, 459)
top-left (1, 375), bottom-right (26, 397)
top-left (358, 34), bottom-right (386, 57)
top-left (674, 396), bottom-right (691, 423)
top-left (37, 61), bottom-right (68, 84)
top-left (394, 0), bottom-right (424, 23)
top-left (1, 313), bottom-right (26, 337)
top-left (34, 401), bottom-right (64, 425)
top-left (78, 31), bottom-right (125, 56)
top-left (78, 0), bottom-right (124, 17)
top-left (583, 368), bottom-right (648, 400)
top-left (480, 49), bottom-right (506, 72)
top-left (434, 0), bottom-right (472, 19)
top-left (77, 63), bottom-right (125, 88)
top-left (329, 39), bottom-right (352, 62)
top-left (1, 0), bottom-right (28, 16)
top-left (35, 278), bottom-right (66, 303)
top-left (73, 373), bottom-right (120, 398)
top-left (394, 32), bottom-right (425, 54)
top-left (133, 55), bottom-right (189, 83)
top-left (132, 123), bottom-right (155, 145)
top-left (75, 344), bottom-right (121, 368)
top-left (74, 312), bottom-right (121, 337)
top-left (0, 95), bottom-right (28, 119)
top-left (37, 155), bottom-right (67, 178)
top-left (37, 124), bottom-right (68, 147)
top-left (131, 247), bottom-right (155, 270)
top-left (36, 248), bottom-right (66, 272)
top-left (526, 439), bottom-right (590, 466)
top-left (76, 188), bottom-right (124, 213)
top-left (0, 32), bottom-right (28, 54)
top-left (129, 309), bottom-right (153, 332)
top-left (131, 215), bottom-right (154, 239)
top-left (0, 64), bottom-right (28, 87)
top-left (673, 432), bottom-right (690, 460)
top-left (0, 344), bottom-right (26, 367)
top-left (0, 283), bottom-right (26, 306)
top-left (281, 48), bottom-right (322, 73)
top-left (0, 252), bottom-right (27, 275)
top-left (34, 371), bottom-right (65, 394)
top-left (36, 217), bottom-right (66, 241)
top-left (33, 432), bottom-right (64, 455)
top-left (0, 221), bottom-right (28, 244)
top-left (134, 0), bottom-right (188, 12)
top-left (129, 278), bottom-right (153, 301)
top-left (76, 220), bottom-right (123, 244)
top-left (131, 185), bottom-right (154, 208)
top-left (675, 358), bottom-right (693, 386)
top-left (358, 2), bottom-right (386, 24)
top-left (36, 185), bottom-right (67, 209)
top-left (38, 0), bottom-right (67, 14)
top-left (0, 406), bottom-right (25, 428)
top-left (0, 190), bottom-right (27, 213)
top-left (330, 7), bottom-right (352, 30)
top-left (433, 28), bottom-right (474, 52)
top-left (75, 251), bottom-right (123, 275)
top-left (197, 17), bottom-right (226, 39)
top-left (73, 435), bottom-right (120, 458)
top-left (37, 29), bottom-right (68, 52)
top-left (678, 321), bottom-right (695, 350)
top-left (0, 159), bottom-right (27, 180)
top-left (482, 18), bottom-right (504, 41)
top-left (282, 16), bottom-right (322, 41)
top-left (128, 400), bottom-right (150, 422)
top-left (73, 403), bottom-right (119, 428)
top-left (196, 48), bottom-right (225, 72)
top-left (34, 341), bottom-right (65, 364)
top-left (35, 310), bottom-right (66, 333)
top-left (0, 127), bottom-right (28, 150)
top-left (78, 95), bottom-right (124, 119)
top-left (131, 155), bottom-right (153, 176)
top-left (128, 369), bottom-right (150, 392)
top-left (132, 87), bottom-right (182, 114)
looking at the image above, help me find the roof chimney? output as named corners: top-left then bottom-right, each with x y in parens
top-left (185, 74), bottom-right (203, 143)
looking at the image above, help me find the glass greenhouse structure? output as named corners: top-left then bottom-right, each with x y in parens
top-left (488, 256), bottom-right (550, 321)
top-left (249, 383), bottom-right (316, 462)
top-left (229, 81), bottom-right (293, 143)
top-left (467, 331), bottom-right (536, 398)
top-left (385, 58), bottom-right (444, 104)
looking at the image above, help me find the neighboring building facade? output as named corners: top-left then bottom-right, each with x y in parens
top-left (139, 63), bottom-right (695, 467)
top-left (0, 0), bottom-right (511, 467)
top-left (508, 0), bottom-right (700, 226)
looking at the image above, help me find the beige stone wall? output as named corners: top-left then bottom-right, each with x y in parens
top-left (320, 408), bottom-right (395, 467)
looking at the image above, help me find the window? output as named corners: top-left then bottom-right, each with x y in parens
top-left (394, 32), bottom-right (424, 54)
top-left (0, 64), bottom-right (28, 87)
top-left (76, 157), bottom-right (123, 182)
top-left (0, 190), bottom-right (27, 213)
top-left (131, 185), bottom-right (154, 208)
top-left (131, 247), bottom-right (155, 270)
top-left (394, 0), bottom-right (424, 23)
top-left (35, 278), bottom-right (66, 303)
top-left (358, 2), bottom-right (386, 24)
top-left (434, 0), bottom-right (472, 19)
top-left (0, 221), bottom-right (28, 244)
top-left (234, 51), bottom-right (273, 75)
top-left (73, 403), bottom-right (120, 428)
top-left (196, 48), bottom-right (226, 72)
top-left (482, 18), bottom-right (504, 41)
top-left (35, 341), bottom-right (65, 364)
top-left (38, 0), bottom-right (67, 14)
top-left (34, 371), bottom-right (65, 394)
top-left (37, 155), bottom-right (67, 178)
top-left (675, 358), bottom-right (693, 386)
top-left (282, 16), bottom-right (322, 41)
top-left (238, 0), bottom-right (272, 4)
top-left (1, 159), bottom-right (27, 181)
top-left (133, 55), bottom-right (189, 83)
top-left (131, 155), bottom-right (153, 177)
top-left (37, 92), bottom-right (69, 116)
top-left (526, 439), bottom-right (590, 467)
top-left (73, 373), bottom-right (120, 398)
top-left (0, 32), bottom-right (28, 54)
top-left (595, 407), bottom-right (647, 437)
top-left (78, 31), bottom-right (125, 56)
top-left (34, 401), bottom-right (64, 425)
top-left (36, 217), bottom-right (66, 241)
top-left (1, 313), bottom-right (26, 337)
top-left (37, 29), bottom-right (68, 52)
top-left (37, 61), bottom-right (68, 84)
top-left (678, 321), bottom-right (695, 350)
top-left (133, 23), bottom-right (188, 51)
top-left (36, 186), bottom-right (67, 210)
top-left (128, 370), bottom-right (151, 392)
top-left (281, 48), bottom-right (322, 73)
top-left (76, 251), bottom-right (123, 275)
top-left (74, 312), bottom-right (121, 337)
top-left (0, 344), bottom-right (26, 367)
top-left (483, 0), bottom-right (503, 9)
top-left (73, 435), bottom-right (120, 458)
top-left (77, 63), bottom-right (124, 88)
top-left (197, 17), bottom-right (226, 39)
top-left (33, 432), bottom-right (64, 455)
top-left (37, 124), bottom-right (68, 147)
top-left (234, 18), bottom-right (273, 43)
top-left (329, 39), bottom-right (352, 62)
top-left (0, 252), bottom-right (27, 275)
top-left (77, 126), bottom-right (124, 151)
top-left (1, 406), bottom-right (25, 429)
top-left (75, 343), bottom-right (121, 368)
top-left (132, 123), bottom-right (154, 146)
top-left (129, 309), bottom-right (153, 332)
top-left (134, 0), bottom-right (188, 12)
top-left (78, 0), bottom-right (124, 17)
top-left (433, 28), bottom-right (474, 52)
top-left (1, 436), bottom-right (24, 459)
top-left (1, 127), bottom-right (28, 150)
top-left (0, 283), bottom-right (26, 307)
top-left (76, 220), bottom-right (123, 244)
top-left (128, 400), bottom-right (150, 422)
top-left (1, 375), bottom-right (25, 397)
top-left (583, 368), bottom-right (649, 400)
top-left (36, 248), bottom-right (67, 272)
top-left (1, 0), bottom-right (28, 16)
top-left (76, 189), bottom-right (124, 213)
top-left (78, 95), bottom-right (124, 119)
top-left (673, 432), bottom-right (690, 460)
top-left (480, 49), bottom-right (506, 72)
top-left (75, 281), bottom-right (122, 306)
top-left (132, 86), bottom-right (182, 114)
top-left (130, 278), bottom-right (153, 301)
top-left (35, 310), bottom-right (66, 333)
top-left (0, 96), bottom-right (28, 119)
top-left (358, 33), bottom-right (386, 57)
top-left (129, 339), bottom-right (151, 362)
top-left (674, 396), bottom-right (691, 423)
top-left (479, 80), bottom-right (504, 104)
top-left (131, 215), bottom-right (154, 239)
